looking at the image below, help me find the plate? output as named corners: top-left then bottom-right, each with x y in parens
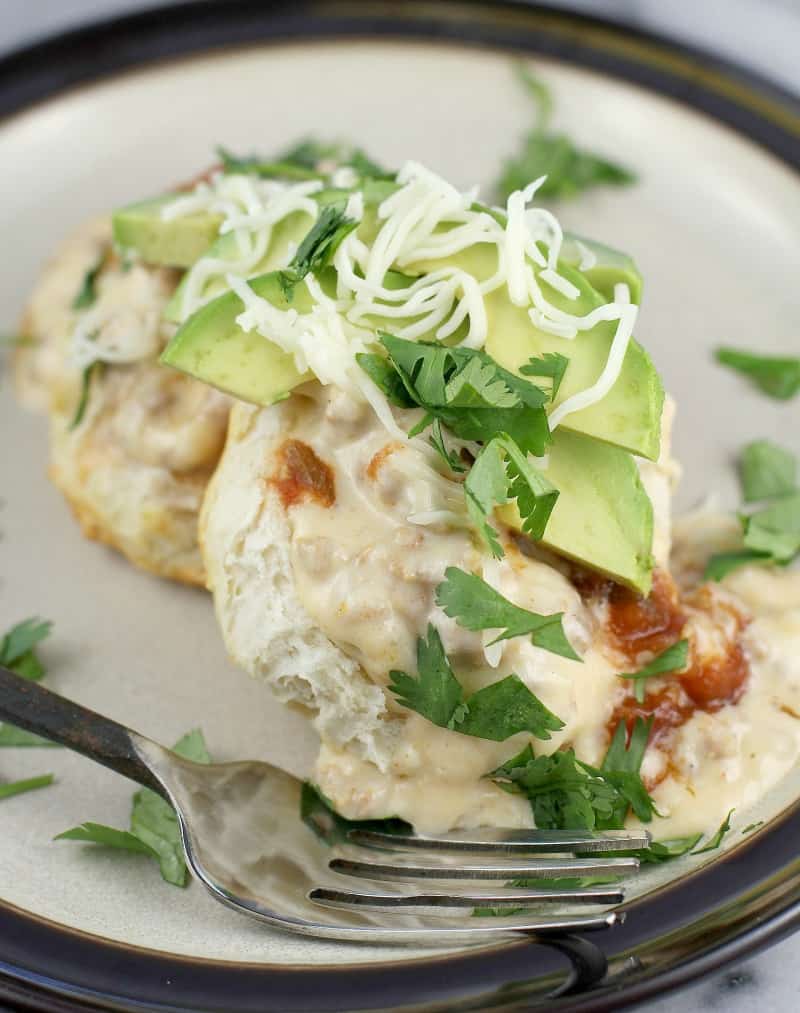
top-left (1, 2), bottom-right (799, 1010)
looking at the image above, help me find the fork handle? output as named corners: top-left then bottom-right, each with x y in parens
top-left (0, 664), bottom-right (166, 796)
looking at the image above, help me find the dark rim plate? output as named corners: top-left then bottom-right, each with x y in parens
top-left (1, 2), bottom-right (799, 1010)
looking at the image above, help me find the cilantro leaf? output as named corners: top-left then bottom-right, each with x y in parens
top-left (597, 718), bottom-right (656, 827)
top-left (0, 726), bottom-right (59, 747)
top-left (389, 625), bottom-right (563, 741)
top-left (600, 833), bottom-right (703, 865)
top-left (217, 139), bottom-right (391, 182)
top-left (742, 492), bottom-right (800, 562)
top-left (465, 435), bottom-right (558, 557)
top-left (618, 639), bottom-right (689, 703)
top-left (739, 440), bottom-right (797, 502)
top-left (300, 782), bottom-right (412, 846)
top-left (278, 203), bottom-right (358, 299)
top-left (715, 347), bottom-right (800, 401)
top-left (388, 625), bottom-right (465, 730)
top-left (372, 334), bottom-right (551, 456)
top-left (0, 617), bottom-right (52, 674)
top-left (520, 352), bottom-right (569, 401)
top-left (704, 548), bottom-right (772, 581)
top-left (72, 257), bottom-right (104, 310)
top-left (491, 746), bottom-right (619, 831)
top-left (428, 418), bottom-right (467, 474)
top-left (0, 617), bottom-right (59, 747)
top-left (497, 65), bottom-right (635, 201)
top-left (69, 361), bottom-right (102, 430)
top-left (742, 821), bottom-right (764, 834)
top-left (0, 774), bottom-right (54, 800)
top-left (55, 822), bottom-right (157, 855)
top-left (692, 809), bottom-right (735, 854)
top-left (435, 566), bottom-right (579, 660)
top-left (458, 674), bottom-right (564, 742)
top-left (58, 729), bottom-right (210, 887)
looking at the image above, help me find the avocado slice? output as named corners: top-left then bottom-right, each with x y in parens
top-left (484, 271), bottom-right (663, 461)
top-left (113, 196), bottom-right (223, 269)
top-left (560, 232), bottom-right (643, 305)
top-left (160, 273), bottom-right (311, 401)
top-left (163, 210), bottom-right (315, 323)
top-left (499, 428), bottom-right (654, 593)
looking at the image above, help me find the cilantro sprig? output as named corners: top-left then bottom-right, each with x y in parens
top-left (464, 435), bottom-right (558, 557)
top-left (217, 139), bottom-right (391, 182)
top-left (705, 441), bottom-right (800, 580)
top-left (739, 440), bottom-right (797, 502)
top-left (0, 774), bottom-right (54, 800)
top-left (359, 333), bottom-right (551, 456)
top-left (0, 617), bottom-right (60, 747)
top-left (520, 352), bottom-right (569, 401)
top-left (715, 347), bottom-right (800, 401)
top-left (57, 729), bottom-right (210, 886)
top-left (278, 203), bottom-right (358, 300)
top-left (618, 639), bottom-right (689, 704)
top-left (497, 65), bottom-right (636, 201)
top-left (435, 566), bottom-right (579, 661)
top-left (388, 625), bottom-right (564, 742)
top-left (489, 717), bottom-right (656, 831)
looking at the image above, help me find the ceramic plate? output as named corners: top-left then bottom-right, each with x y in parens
top-left (1, 3), bottom-right (799, 1010)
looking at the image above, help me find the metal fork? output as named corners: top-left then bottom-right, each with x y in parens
top-left (0, 665), bottom-right (649, 944)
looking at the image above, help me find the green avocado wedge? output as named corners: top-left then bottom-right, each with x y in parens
top-left (498, 428), bottom-right (654, 594)
top-left (560, 232), bottom-right (643, 305)
top-left (160, 273), bottom-right (311, 402)
top-left (112, 196), bottom-right (224, 269)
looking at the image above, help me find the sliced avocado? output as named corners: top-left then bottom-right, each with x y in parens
top-left (499, 428), bottom-right (654, 593)
top-left (113, 196), bottom-right (223, 268)
top-left (163, 210), bottom-right (315, 323)
top-left (160, 273), bottom-right (310, 402)
top-left (560, 232), bottom-right (643, 305)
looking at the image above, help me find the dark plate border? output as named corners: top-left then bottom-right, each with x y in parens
top-left (1, 2), bottom-right (799, 1011)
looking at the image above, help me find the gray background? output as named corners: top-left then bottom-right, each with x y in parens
top-left (2, 1), bottom-right (799, 1011)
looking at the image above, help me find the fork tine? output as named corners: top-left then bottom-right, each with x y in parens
top-left (330, 855), bottom-right (639, 881)
top-left (310, 887), bottom-right (625, 917)
top-left (347, 827), bottom-right (651, 854)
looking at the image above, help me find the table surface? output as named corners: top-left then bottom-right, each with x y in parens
top-left (2, 2), bottom-right (799, 1011)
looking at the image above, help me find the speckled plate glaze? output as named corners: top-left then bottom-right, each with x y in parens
top-left (0, 2), bottom-right (799, 1010)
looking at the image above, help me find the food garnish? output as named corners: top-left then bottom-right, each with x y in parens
top-left (618, 639), bottom-right (690, 703)
top-left (497, 65), bottom-right (636, 201)
top-left (715, 346), bottom-right (800, 400)
top-left (388, 625), bottom-right (564, 742)
top-left (57, 729), bottom-right (210, 886)
top-left (435, 566), bottom-right (579, 660)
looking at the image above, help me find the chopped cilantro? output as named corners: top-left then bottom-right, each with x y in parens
top-left (715, 347), bottom-right (800, 401)
top-left (435, 566), bottom-right (580, 661)
top-left (217, 139), bottom-right (391, 182)
top-left (0, 617), bottom-right (58, 747)
top-left (739, 440), bottom-right (797, 502)
top-left (464, 435), bottom-right (558, 557)
top-left (55, 823), bottom-right (157, 855)
top-left (692, 809), bottom-right (735, 854)
top-left (300, 783), bottom-right (412, 845)
top-left (742, 821), bottom-right (764, 835)
top-left (428, 418), bottom-right (467, 474)
top-left (618, 639), bottom-right (689, 704)
top-left (520, 352), bottom-right (569, 401)
top-left (704, 548), bottom-right (772, 582)
top-left (69, 361), bottom-right (102, 430)
top-left (497, 65), bottom-right (635, 201)
top-left (57, 729), bottom-right (211, 887)
top-left (388, 625), bottom-right (563, 742)
top-left (742, 492), bottom-right (800, 562)
top-left (361, 334), bottom-right (551, 456)
top-left (277, 203), bottom-right (358, 299)
top-left (72, 258), bottom-right (104, 310)
top-left (490, 717), bottom-right (655, 831)
top-left (0, 774), bottom-right (54, 800)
